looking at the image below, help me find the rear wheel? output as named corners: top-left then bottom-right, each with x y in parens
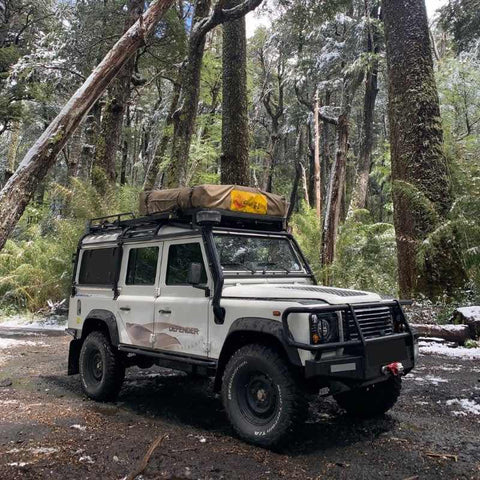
top-left (79, 331), bottom-right (125, 401)
top-left (221, 344), bottom-right (306, 447)
top-left (334, 376), bottom-right (402, 418)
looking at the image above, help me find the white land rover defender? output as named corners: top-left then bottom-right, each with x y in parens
top-left (67, 185), bottom-right (418, 447)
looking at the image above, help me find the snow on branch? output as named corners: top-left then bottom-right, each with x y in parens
top-left (193, 0), bottom-right (264, 42)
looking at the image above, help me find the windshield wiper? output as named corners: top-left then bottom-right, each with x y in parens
top-left (259, 262), bottom-right (291, 274)
top-left (221, 262), bottom-right (256, 273)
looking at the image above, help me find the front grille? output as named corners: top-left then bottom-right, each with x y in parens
top-left (344, 305), bottom-right (394, 339)
top-left (278, 286), bottom-right (368, 297)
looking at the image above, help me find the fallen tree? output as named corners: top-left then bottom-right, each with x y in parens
top-left (0, 0), bottom-right (176, 253)
top-left (411, 323), bottom-right (472, 345)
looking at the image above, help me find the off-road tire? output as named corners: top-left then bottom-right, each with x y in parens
top-left (79, 331), bottom-right (125, 401)
top-left (221, 344), bottom-right (307, 447)
top-left (334, 376), bottom-right (402, 418)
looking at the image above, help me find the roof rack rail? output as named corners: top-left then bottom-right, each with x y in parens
top-left (86, 208), bottom-right (286, 236)
top-left (88, 212), bottom-right (135, 232)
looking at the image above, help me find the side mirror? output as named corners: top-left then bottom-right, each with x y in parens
top-left (187, 262), bottom-right (203, 285)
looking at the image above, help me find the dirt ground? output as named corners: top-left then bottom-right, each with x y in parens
top-left (0, 328), bottom-right (479, 480)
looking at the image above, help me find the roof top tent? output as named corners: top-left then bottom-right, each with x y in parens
top-left (86, 185), bottom-right (289, 238)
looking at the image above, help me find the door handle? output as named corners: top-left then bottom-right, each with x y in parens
top-left (120, 307), bottom-right (131, 311)
top-left (158, 309), bottom-right (171, 315)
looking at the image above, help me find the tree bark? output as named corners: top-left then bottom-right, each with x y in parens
top-left (94, 0), bottom-right (144, 184)
top-left (383, 0), bottom-right (468, 299)
top-left (220, 0), bottom-right (249, 185)
top-left (0, 0), bottom-right (176, 253)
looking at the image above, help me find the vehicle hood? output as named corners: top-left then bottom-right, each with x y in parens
top-left (221, 283), bottom-right (382, 305)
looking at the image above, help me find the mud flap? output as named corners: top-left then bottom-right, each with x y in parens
top-left (68, 339), bottom-right (83, 375)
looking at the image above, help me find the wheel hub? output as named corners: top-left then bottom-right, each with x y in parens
top-left (246, 374), bottom-right (276, 416)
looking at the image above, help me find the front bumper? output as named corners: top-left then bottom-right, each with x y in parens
top-left (282, 300), bottom-right (417, 382)
top-left (304, 334), bottom-right (415, 380)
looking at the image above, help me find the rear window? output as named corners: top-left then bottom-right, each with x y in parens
top-left (78, 248), bottom-right (119, 286)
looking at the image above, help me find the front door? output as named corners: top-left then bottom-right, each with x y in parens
top-left (154, 238), bottom-right (211, 357)
top-left (116, 243), bottom-right (162, 347)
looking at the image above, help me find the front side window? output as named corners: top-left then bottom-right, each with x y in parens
top-left (126, 246), bottom-right (159, 285)
top-left (214, 234), bottom-right (304, 274)
top-left (78, 247), bottom-right (119, 285)
top-left (166, 243), bottom-right (207, 285)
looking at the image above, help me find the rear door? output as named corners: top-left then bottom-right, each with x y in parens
top-left (154, 238), bottom-right (211, 357)
top-left (116, 243), bottom-right (162, 347)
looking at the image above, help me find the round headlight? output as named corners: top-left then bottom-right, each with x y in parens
top-left (310, 313), bottom-right (338, 344)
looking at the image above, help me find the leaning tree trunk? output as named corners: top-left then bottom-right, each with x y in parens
top-left (0, 0), bottom-right (175, 253)
top-left (94, 0), bottom-right (144, 184)
top-left (383, 0), bottom-right (468, 299)
top-left (220, 0), bottom-right (249, 185)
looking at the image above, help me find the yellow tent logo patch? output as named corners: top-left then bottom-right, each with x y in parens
top-left (230, 190), bottom-right (268, 214)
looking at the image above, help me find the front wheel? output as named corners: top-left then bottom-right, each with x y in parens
top-left (221, 344), bottom-right (306, 447)
top-left (79, 331), bottom-right (125, 401)
top-left (334, 376), bottom-right (402, 418)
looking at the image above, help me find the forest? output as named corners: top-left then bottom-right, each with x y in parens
top-left (0, 0), bottom-right (479, 319)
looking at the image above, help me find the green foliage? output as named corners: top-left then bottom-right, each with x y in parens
top-left (0, 180), bottom-right (139, 312)
top-left (330, 214), bottom-right (398, 295)
top-left (290, 204), bottom-right (322, 277)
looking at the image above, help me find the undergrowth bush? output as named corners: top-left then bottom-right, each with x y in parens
top-left (0, 179), bottom-right (140, 312)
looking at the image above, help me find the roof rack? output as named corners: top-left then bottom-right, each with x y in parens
top-left (86, 208), bottom-right (286, 236)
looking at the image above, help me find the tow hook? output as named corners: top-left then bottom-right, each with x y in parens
top-left (381, 362), bottom-right (405, 376)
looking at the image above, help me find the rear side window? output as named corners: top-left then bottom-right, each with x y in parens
top-left (166, 243), bottom-right (207, 285)
top-left (126, 247), bottom-right (159, 285)
top-left (78, 248), bottom-right (119, 285)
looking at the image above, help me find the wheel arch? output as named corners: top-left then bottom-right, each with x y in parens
top-left (81, 309), bottom-right (120, 346)
top-left (213, 317), bottom-right (302, 392)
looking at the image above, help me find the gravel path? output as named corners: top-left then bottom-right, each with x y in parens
top-left (0, 328), bottom-right (479, 479)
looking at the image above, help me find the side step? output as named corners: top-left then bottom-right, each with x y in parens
top-left (118, 344), bottom-right (217, 373)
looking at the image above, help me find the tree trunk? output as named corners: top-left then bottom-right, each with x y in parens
top-left (349, 7), bottom-right (379, 212)
top-left (383, 0), bottom-right (468, 299)
top-left (0, 0), bottom-right (176, 253)
top-left (94, 0), bottom-right (144, 184)
top-left (220, 0), bottom-right (249, 185)
top-left (120, 105), bottom-right (131, 185)
top-left (321, 74), bottom-right (362, 277)
top-left (411, 323), bottom-right (471, 345)
top-left (143, 82), bottom-right (181, 190)
top-left (322, 114), bottom-right (349, 273)
top-left (313, 90), bottom-right (321, 219)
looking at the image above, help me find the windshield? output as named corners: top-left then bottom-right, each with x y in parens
top-left (213, 234), bottom-right (305, 274)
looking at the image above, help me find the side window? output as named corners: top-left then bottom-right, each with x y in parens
top-left (126, 246), bottom-right (159, 285)
top-left (166, 243), bottom-right (207, 285)
top-left (78, 248), bottom-right (119, 285)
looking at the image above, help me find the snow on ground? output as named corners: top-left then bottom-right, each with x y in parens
top-left (0, 338), bottom-right (43, 349)
top-left (419, 341), bottom-right (480, 359)
top-left (446, 399), bottom-right (480, 416)
top-left (456, 306), bottom-right (480, 319)
top-left (0, 314), bottom-right (66, 330)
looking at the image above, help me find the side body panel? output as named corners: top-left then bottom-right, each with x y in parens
top-left (115, 242), bottom-right (163, 347)
top-left (153, 237), bottom-right (212, 356)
